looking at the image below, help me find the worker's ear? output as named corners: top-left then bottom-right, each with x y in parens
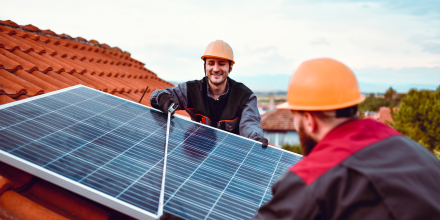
top-left (229, 62), bottom-right (233, 73)
top-left (302, 112), bottom-right (318, 134)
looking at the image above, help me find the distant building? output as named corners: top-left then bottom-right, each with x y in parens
top-left (377, 107), bottom-right (396, 124)
top-left (261, 108), bottom-right (300, 147)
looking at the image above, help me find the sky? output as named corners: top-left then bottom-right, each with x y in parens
top-left (1, 0), bottom-right (439, 93)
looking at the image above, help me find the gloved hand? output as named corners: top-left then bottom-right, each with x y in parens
top-left (158, 93), bottom-right (178, 115)
top-left (261, 138), bottom-right (268, 148)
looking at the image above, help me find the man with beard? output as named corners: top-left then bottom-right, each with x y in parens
top-left (150, 40), bottom-right (268, 146)
top-left (252, 58), bottom-right (440, 219)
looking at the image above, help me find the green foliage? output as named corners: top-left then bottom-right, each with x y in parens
top-left (359, 94), bottom-right (392, 112)
top-left (282, 143), bottom-right (303, 155)
top-left (384, 87), bottom-right (397, 99)
top-left (390, 87), bottom-right (440, 159)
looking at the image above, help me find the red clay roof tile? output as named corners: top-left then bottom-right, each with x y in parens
top-left (14, 69), bottom-right (58, 93)
top-left (15, 94), bottom-right (30, 100)
top-left (0, 69), bottom-right (44, 96)
top-left (0, 32), bottom-right (33, 53)
top-left (30, 71), bottom-right (70, 89)
top-left (42, 29), bottom-right (57, 36)
top-left (75, 36), bottom-right (87, 42)
top-left (0, 34), bottom-right (20, 51)
top-left (45, 71), bottom-right (76, 87)
top-left (59, 72), bottom-right (95, 89)
top-left (40, 53), bottom-right (74, 73)
top-left (0, 20), bottom-right (19, 28)
top-left (0, 19), bottom-right (180, 218)
top-left (0, 94), bottom-right (15, 104)
top-left (20, 24), bottom-right (41, 32)
top-left (12, 50), bottom-right (53, 73)
top-left (71, 72), bottom-right (107, 92)
top-left (0, 48), bottom-right (38, 73)
top-left (0, 75), bottom-right (27, 98)
top-left (0, 53), bottom-right (23, 72)
top-left (0, 176), bottom-right (12, 195)
top-left (0, 190), bottom-right (69, 220)
top-left (261, 109), bottom-right (296, 130)
top-left (30, 40), bottom-right (57, 56)
top-left (20, 37), bottom-right (46, 54)
top-left (53, 56), bottom-right (85, 74)
top-left (0, 25), bottom-right (18, 35)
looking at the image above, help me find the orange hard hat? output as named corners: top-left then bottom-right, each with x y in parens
top-left (201, 40), bottom-right (235, 64)
top-left (278, 58), bottom-right (365, 111)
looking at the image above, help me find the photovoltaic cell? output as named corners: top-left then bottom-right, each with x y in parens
top-left (0, 85), bottom-right (302, 219)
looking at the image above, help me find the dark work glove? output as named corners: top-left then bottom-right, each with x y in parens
top-left (158, 93), bottom-right (178, 115)
top-left (261, 138), bottom-right (268, 148)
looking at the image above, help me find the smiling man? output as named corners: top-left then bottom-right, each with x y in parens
top-left (150, 40), bottom-right (268, 146)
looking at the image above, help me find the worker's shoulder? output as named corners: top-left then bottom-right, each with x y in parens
top-left (185, 78), bottom-right (204, 86)
top-left (289, 119), bottom-right (402, 185)
top-left (228, 77), bottom-right (253, 94)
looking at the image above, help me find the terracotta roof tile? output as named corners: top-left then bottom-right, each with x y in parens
top-left (14, 69), bottom-right (58, 93)
top-left (52, 56), bottom-right (84, 73)
top-left (20, 24), bottom-right (40, 32)
top-left (30, 71), bottom-right (70, 89)
top-left (71, 72), bottom-right (107, 92)
top-left (0, 20), bottom-right (19, 28)
top-left (0, 19), bottom-right (179, 218)
top-left (29, 39), bottom-right (57, 56)
top-left (0, 94), bottom-right (15, 104)
top-left (0, 52), bottom-right (23, 72)
top-left (20, 37), bottom-right (46, 54)
top-left (378, 107), bottom-right (395, 124)
top-left (0, 25), bottom-right (18, 35)
top-left (0, 34), bottom-right (20, 51)
top-left (59, 71), bottom-right (95, 89)
top-left (261, 109), bottom-right (296, 130)
top-left (42, 29), bottom-right (57, 36)
top-left (15, 94), bottom-right (30, 100)
top-left (0, 32), bottom-right (33, 53)
top-left (0, 75), bottom-right (27, 98)
top-left (12, 50), bottom-right (53, 73)
top-left (0, 69), bottom-right (44, 96)
top-left (40, 53), bottom-right (74, 73)
top-left (45, 71), bottom-right (76, 87)
top-left (0, 48), bottom-right (38, 73)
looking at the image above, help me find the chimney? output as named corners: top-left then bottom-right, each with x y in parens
top-left (269, 94), bottom-right (275, 111)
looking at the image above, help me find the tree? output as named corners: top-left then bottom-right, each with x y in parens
top-left (384, 87), bottom-right (397, 99)
top-left (391, 87), bottom-right (440, 160)
top-left (359, 93), bottom-right (391, 112)
top-left (281, 143), bottom-right (303, 155)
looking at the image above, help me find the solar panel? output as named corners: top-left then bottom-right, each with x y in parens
top-left (0, 85), bottom-right (302, 219)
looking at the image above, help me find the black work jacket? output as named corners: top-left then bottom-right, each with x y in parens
top-left (253, 119), bottom-right (440, 220)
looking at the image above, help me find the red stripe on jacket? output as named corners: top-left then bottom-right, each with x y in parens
top-left (290, 119), bottom-right (401, 185)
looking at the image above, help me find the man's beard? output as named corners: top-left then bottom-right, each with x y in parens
top-left (298, 122), bottom-right (318, 156)
top-left (208, 73), bottom-right (228, 86)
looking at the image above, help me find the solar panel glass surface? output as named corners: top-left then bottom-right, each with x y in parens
top-left (0, 85), bottom-right (302, 219)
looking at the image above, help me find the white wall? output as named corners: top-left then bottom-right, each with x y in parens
top-left (263, 131), bottom-right (300, 147)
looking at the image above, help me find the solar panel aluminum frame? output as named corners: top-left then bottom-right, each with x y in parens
top-left (0, 84), bottom-right (302, 219)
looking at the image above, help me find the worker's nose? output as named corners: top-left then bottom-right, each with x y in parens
top-left (213, 63), bottom-right (221, 72)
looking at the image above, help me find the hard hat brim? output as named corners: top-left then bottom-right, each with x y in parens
top-left (201, 55), bottom-right (235, 65)
top-left (277, 94), bottom-right (365, 111)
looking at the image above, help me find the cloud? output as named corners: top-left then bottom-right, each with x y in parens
top-left (233, 67), bottom-right (440, 93)
top-left (408, 34), bottom-right (440, 54)
top-left (310, 38), bottom-right (330, 45)
top-left (0, 0), bottom-right (438, 90)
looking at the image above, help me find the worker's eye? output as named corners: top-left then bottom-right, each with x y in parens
top-left (208, 62), bottom-right (215, 65)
